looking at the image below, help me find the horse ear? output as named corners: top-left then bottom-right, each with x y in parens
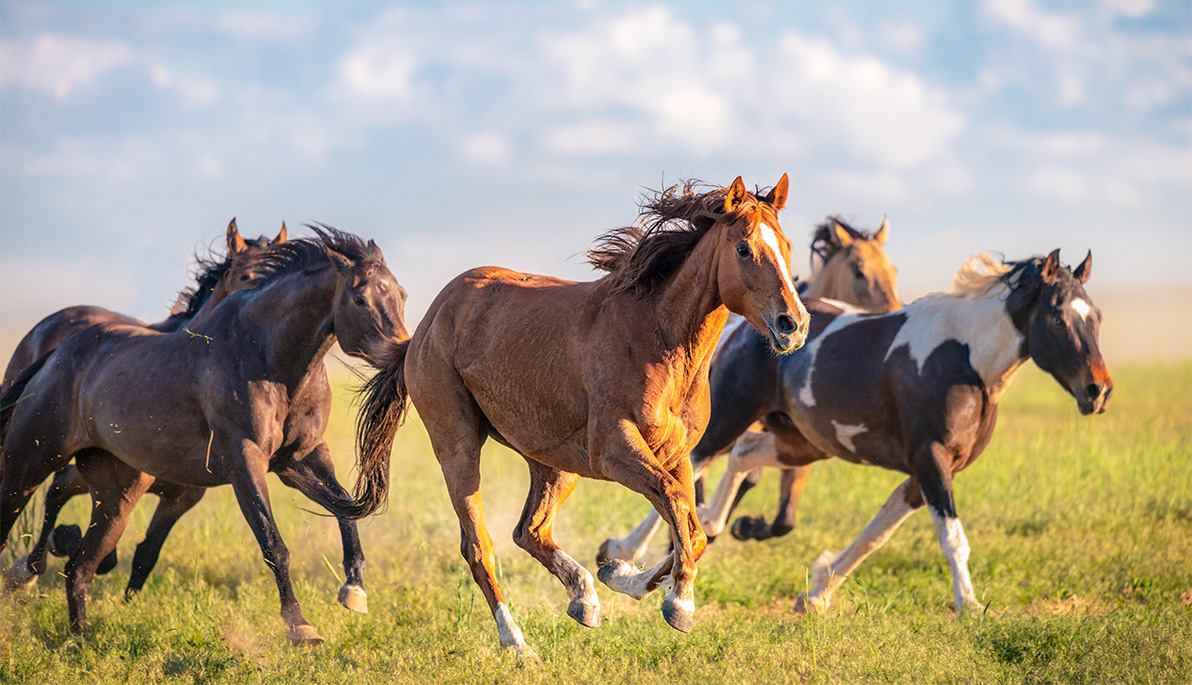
top-left (725, 176), bottom-right (747, 213)
top-left (1073, 250), bottom-right (1092, 284)
top-left (832, 221), bottom-right (854, 248)
top-left (1041, 249), bottom-right (1061, 284)
top-left (762, 173), bottom-right (789, 212)
top-left (324, 245), bottom-right (354, 274)
top-left (273, 222), bottom-right (287, 245)
top-left (227, 218), bottom-right (247, 254)
top-left (875, 217), bottom-right (889, 245)
top-left (366, 239), bottom-right (385, 263)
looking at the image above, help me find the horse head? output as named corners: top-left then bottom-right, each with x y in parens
top-left (811, 217), bottom-right (901, 312)
top-left (324, 237), bottom-right (409, 364)
top-left (715, 174), bottom-right (810, 353)
top-left (1010, 249), bottom-right (1112, 415)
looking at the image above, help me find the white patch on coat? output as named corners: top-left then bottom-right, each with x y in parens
top-left (884, 285), bottom-right (1026, 399)
top-left (817, 298), bottom-right (865, 315)
top-left (760, 224), bottom-right (798, 295)
top-left (494, 602), bottom-right (527, 648)
top-left (1071, 298), bottom-right (1091, 320)
top-left (831, 420), bottom-right (867, 453)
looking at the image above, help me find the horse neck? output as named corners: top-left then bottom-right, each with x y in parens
top-left (803, 255), bottom-right (843, 302)
top-left (910, 285), bottom-right (1028, 401)
top-left (239, 266), bottom-right (340, 384)
top-left (654, 228), bottom-right (730, 362)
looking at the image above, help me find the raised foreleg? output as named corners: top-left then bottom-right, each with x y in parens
top-left (4, 465), bottom-right (88, 591)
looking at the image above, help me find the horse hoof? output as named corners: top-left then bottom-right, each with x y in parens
top-left (566, 597), bottom-right (601, 628)
top-left (286, 624), bottom-right (326, 646)
top-left (337, 583), bottom-right (368, 614)
top-left (596, 539), bottom-right (617, 565)
top-left (597, 559), bottom-right (645, 599)
top-left (49, 524), bottom-right (82, 557)
top-left (660, 595), bottom-right (695, 633)
top-left (3, 555), bottom-right (38, 593)
top-left (793, 592), bottom-right (828, 617)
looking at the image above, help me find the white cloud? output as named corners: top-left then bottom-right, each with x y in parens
top-left (0, 33), bottom-right (132, 98)
top-left (774, 34), bottom-right (966, 169)
top-left (984, 0), bottom-right (1079, 49)
top-left (461, 133), bottom-right (512, 165)
top-left (1027, 166), bottom-right (1089, 202)
top-left (880, 21), bottom-right (925, 55)
top-left (215, 11), bottom-right (316, 41)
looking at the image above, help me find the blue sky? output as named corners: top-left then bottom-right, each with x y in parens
top-left (1, 0), bottom-right (1189, 346)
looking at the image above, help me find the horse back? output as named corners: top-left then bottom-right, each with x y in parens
top-left (2, 306), bottom-right (142, 394)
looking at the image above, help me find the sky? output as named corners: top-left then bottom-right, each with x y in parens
top-left (1, 0), bottom-right (1190, 350)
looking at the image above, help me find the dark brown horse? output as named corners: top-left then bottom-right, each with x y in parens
top-left (347, 176), bottom-right (809, 661)
top-left (601, 216), bottom-right (903, 562)
top-left (3, 220), bottom-right (286, 594)
top-left (0, 227), bottom-right (408, 644)
top-left (665, 251), bottom-right (1111, 615)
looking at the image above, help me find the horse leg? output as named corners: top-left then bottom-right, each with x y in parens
top-left (513, 460), bottom-right (599, 628)
top-left (226, 449), bottom-right (322, 645)
top-left (124, 482), bottom-right (206, 601)
top-left (913, 441), bottom-right (982, 615)
top-left (732, 416), bottom-right (826, 542)
top-left (4, 465), bottom-right (87, 591)
top-left (0, 431), bottom-right (77, 557)
top-left (595, 443), bottom-right (714, 566)
top-left (66, 451), bottom-right (153, 633)
top-left (594, 425), bottom-right (705, 633)
top-left (274, 442), bottom-right (369, 614)
top-left (699, 430), bottom-right (789, 538)
top-left (795, 478), bottom-right (922, 616)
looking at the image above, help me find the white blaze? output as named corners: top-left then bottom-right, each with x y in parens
top-left (760, 224), bottom-right (797, 296)
top-left (1071, 298), bottom-right (1092, 320)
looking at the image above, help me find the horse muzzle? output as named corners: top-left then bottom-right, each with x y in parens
top-left (766, 310), bottom-right (809, 354)
top-left (1075, 379), bottom-right (1113, 415)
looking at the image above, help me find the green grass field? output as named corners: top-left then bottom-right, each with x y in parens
top-left (2, 363), bottom-right (1190, 683)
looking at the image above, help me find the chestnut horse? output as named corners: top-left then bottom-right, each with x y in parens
top-left (693, 251), bottom-right (1111, 615)
top-left (348, 176), bottom-right (808, 660)
top-left (600, 216), bottom-right (902, 563)
top-left (3, 220), bottom-right (286, 593)
top-left (0, 227), bottom-right (408, 644)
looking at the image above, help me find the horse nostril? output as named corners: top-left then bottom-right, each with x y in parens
top-left (1086, 383), bottom-right (1101, 400)
top-left (776, 314), bottom-right (796, 335)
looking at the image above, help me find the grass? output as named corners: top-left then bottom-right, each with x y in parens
top-left (2, 363), bottom-right (1189, 683)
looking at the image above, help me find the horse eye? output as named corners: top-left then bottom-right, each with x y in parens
top-left (736, 243), bottom-right (751, 259)
top-left (1050, 314), bottom-right (1063, 326)
top-left (851, 265), bottom-right (864, 279)
top-left (353, 294), bottom-right (368, 306)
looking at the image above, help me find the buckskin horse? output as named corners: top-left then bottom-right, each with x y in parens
top-left (0, 226), bottom-right (408, 644)
top-left (348, 176), bottom-right (808, 661)
top-left (680, 250), bottom-right (1111, 616)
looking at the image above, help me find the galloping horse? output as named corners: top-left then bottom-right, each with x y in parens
top-left (691, 251), bottom-right (1111, 615)
top-left (3, 220), bottom-right (286, 594)
top-left (600, 216), bottom-right (902, 563)
top-left (348, 176), bottom-right (808, 660)
top-left (0, 227), bottom-right (408, 644)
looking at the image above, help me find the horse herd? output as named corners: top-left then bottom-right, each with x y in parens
top-left (0, 175), bottom-right (1112, 662)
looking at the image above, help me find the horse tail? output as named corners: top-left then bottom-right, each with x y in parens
top-left (338, 339), bottom-right (412, 519)
top-left (0, 349), bottom-right (53, 446)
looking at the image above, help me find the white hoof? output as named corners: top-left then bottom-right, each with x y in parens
top-left (286, 623), bottom-right (326, 646)
top-left (597, 560), bottom-right (651, 600)
top-left (337, 583), bottom-right (368, 614)
top-left (4, 555), bottom-right (38, 593)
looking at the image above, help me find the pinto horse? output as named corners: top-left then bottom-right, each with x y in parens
top-left (3, 220), bottom-right (286, 593)
top-left (601, 216), bottom-right (902, 563)
top-left (0, 227), bottom-right (408, 644)
top-left (349, 176), bottom-right (808, 660)
top-left (693, 250), bottom-right (1111, 615)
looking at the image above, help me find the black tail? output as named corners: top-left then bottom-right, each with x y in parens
top-left (0, 350), bottom-right (52, 446)
top-left (333, 339), bottom-right (412, 520)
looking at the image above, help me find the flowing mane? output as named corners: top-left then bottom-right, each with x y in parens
top-left (587, 179), bottom-right (777, 294)
top-left (245, 224), bottom-right (378, 289)
top-left (947, 252), bottom-right (1042, 299)
top-left (170, 254), bottom-right (235, 321)
top-left (808, 216), bottom-right (873, 269)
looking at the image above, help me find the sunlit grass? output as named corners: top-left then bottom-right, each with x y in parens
top-left (2, 363), bottom-right (1189, 683)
